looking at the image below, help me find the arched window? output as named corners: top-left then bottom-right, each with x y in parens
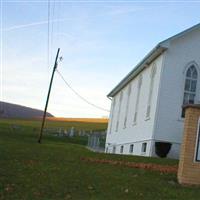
top-left (146, 64), bottom-right (156, 118)
top-left (116, 91), bottom-right (123, 131)
top-left (109, 98), bottom-right (116, 134)
top-left (133, 75), bottom-right (142, 124)
top-left (182, 65), bottom-right (198, 117)
top-left (124, 84), bottom-right (132, 128)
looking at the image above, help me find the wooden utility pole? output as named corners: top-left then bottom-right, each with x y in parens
top-left (38, 48), bottom-right (60, 143)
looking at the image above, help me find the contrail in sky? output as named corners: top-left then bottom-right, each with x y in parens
top-left (3, 18), bottom-right (71, 32)
top-left (3, 6), bottom-right (149, 32)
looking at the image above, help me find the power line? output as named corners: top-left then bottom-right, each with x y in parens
top-left (50, 0), bottom-right (55, 64)
top-left (54, 1), bottom-right (61, 52)
top-left (47, 0), bottom-right (50, 69)
top-left (56, 69), bottom-right (110, 113)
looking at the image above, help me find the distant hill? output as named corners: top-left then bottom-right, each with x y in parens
top-left (0, 101), bottom-right (53, 119)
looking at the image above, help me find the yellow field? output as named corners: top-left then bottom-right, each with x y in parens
top-left (46, 117), bottom-right (109, 123)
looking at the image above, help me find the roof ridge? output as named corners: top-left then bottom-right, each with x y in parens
top-left (160, 22), bottom-right (200, 45)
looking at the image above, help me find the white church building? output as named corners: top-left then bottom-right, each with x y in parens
top-left (105, 23), bottom-right (200, 159)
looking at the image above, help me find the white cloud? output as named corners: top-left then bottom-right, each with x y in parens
top-left (3, 17), bottom-right (73, 32)
top-left (106, 6), bottom-right (147, 16)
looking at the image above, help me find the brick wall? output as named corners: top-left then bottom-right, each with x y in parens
top-left (178, 104), bottom-right (200, 185)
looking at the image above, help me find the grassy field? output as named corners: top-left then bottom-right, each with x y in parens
top-left (0, 118), bottom-right (108, 131)
top-left (0, 118), bottom-right (200, 200)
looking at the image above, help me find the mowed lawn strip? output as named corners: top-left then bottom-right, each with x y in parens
top-left (0, 119), bottom-right (200, 200)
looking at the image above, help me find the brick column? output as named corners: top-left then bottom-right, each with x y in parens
top-left (178, 104), bottom-right (200, 185)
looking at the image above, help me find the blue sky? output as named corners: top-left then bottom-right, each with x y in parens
top-left (1, 1), bottom-right (200, 117)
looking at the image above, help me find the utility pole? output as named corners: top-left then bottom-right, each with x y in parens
top-left (38, 48), bottom-right (60, 143)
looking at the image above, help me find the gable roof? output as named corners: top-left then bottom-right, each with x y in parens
top-left (107, 23), bottom-right (200, 98)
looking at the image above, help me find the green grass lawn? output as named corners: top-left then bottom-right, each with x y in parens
top-left (0, 119), bottom-right (200, 200)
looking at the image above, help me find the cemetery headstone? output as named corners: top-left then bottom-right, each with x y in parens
top-left (69, 127), bottom-right (75, 137)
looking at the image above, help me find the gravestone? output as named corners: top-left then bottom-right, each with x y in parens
top-left (69, 127), bottom-right (75, 137)
top-left (178, 104), bottom-right (200, 185)
top-left (78, 130), bottom-right (81, 136)
top-left (64, 129), bottom-right (68, 136)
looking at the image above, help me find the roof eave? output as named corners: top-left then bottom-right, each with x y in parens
top-left (107, 45), bottom-right (167, 98)
top-left (107, 23), bottom-right (200, 98)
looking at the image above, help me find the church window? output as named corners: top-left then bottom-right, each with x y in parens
top-left (182, 65), bottom-right (198, 117)
top-left (116, 91), bottom-right (123, 131)
top-left (109, 98), bottom-right (116, 134)
top-left (146, 64), bottom-right (156, 118)
top-left (124, 84), bottom-right (132, 128)
top-left (133, 75), bottom-right (142, 124)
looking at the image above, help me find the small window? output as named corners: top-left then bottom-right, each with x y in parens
top-left (129, 144), bottom-right (134, 153)
top-left (112, 146), bottom-right (116, 154)
top-left (142, 143), bottom-right (147, 153)
top-left (120, 145), bottom-right (124, 154)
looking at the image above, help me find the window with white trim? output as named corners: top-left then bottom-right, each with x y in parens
top-left (182, 65), bottom-right (198, 117)
top-left (124, 84), bottom-right (132, 128)
top-left (133, 75), bottom-right (142, 124)
top-left (116, 91), bottom-right (123, 131)
top-left (109, 98), bottom-right (116, 134)
top-left (146, 64), bottom-right (156, 118)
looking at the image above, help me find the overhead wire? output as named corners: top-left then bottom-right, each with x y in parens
top-left (56, 69), bottom-right (110, 113)
top-left (48, 3), bottom-right (109, 114)
top-left (47, 0), bottom-right (50, 69)
top-left (55, 0), bottom-right (61, 48)
top-left (50, 0), bottom-right (56, 65)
